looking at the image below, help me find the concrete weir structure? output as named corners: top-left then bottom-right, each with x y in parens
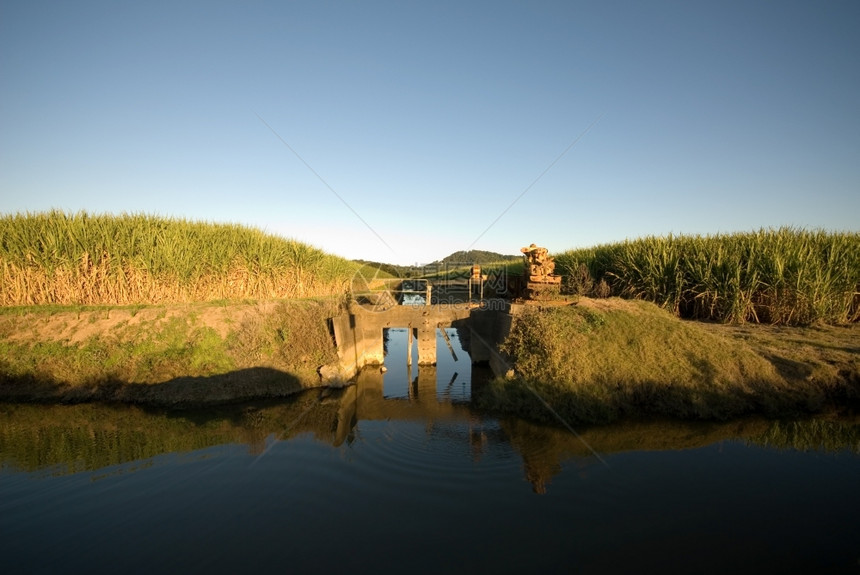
top-left (320, 301), bottom-right (514, 384)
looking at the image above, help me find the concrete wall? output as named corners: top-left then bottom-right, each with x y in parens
top-left (320, 303), bottom-right (473, 385)
top-left (464, 302), bottom-right (520, 378)
top-left (320, 301), bottom-right (524, 385)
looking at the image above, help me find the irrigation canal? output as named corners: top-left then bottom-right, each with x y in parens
top-left (1, 327), bottom-right (859, 574)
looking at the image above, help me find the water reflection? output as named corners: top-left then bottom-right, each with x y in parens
top-left (2, 389), bottom-right (858, 490)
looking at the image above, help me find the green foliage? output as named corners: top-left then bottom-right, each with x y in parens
top-left (350, 260), bottom-right (400, 278)
top-left (0, 318), bottom-right (235, 385)
top-left (0, 403), bottom-right (237, 474)
top-left (555, 228), bottom-right (860, 325)
top-left (748, 418), bottom-right (860, 452)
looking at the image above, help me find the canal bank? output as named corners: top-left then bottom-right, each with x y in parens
top-left (0, 299), bottom-right (340, 406)
top-left (0, 297), bottom-right (858, 421)
top-left (478, 298), bottom-right (860, 423)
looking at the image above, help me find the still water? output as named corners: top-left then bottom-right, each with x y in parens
top-left (1, 328), bottom-right (859, 574)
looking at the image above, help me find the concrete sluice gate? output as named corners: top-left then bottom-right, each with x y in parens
top-left (320, 302), bottom-right (514, 385)
top-left (378, 327), bottom-right (472, 402)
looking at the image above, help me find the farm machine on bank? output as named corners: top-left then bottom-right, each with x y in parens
top-left (517, 243), bottom-right (562, 300)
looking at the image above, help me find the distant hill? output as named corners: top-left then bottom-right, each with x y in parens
top-left (437, 250), bottom-right (520, 265)
top-left (351, 260), bottom-right (404, 277)
top-left (352, 250), bottom-right (521, 279)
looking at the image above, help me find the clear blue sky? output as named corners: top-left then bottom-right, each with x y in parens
top-left (2, 0), bottom-right (858, 265)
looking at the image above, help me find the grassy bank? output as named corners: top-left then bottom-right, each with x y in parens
top-left (0, 299), bottom-right (339, 405)
top-left (478, 298), bottom-right (859, 424)
top-left (555, 228), bottom-right (860, 325)
top-left (0, 211), bottom-right (358, 305)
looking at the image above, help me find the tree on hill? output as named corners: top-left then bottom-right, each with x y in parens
top-left (437, 250), bottom-right (520, 265)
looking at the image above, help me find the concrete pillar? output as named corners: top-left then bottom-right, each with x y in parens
top-left (416, 318), bottom-right (436, 365)
top-left (407, 325), bottom-right (414, 366)
top-left (362, 324), bottom-right (384, 365)
top-left (467, 309), bottom-right (491, 363)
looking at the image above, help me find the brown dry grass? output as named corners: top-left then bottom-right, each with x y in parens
top-left (1, 263), bottom-right (350, 306)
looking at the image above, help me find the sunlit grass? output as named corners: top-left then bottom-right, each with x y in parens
top-left (555, 228), bottom-right (860, 325)
top-left (482, 298), bottom-right (858, 424)
top-left (0, 299), bottom-right (339, 394)
top-left (493, 300), bottom-right (785, 422)
top-left (0, 210), bottom-right (359, 305)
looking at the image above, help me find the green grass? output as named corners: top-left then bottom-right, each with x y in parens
top-left (422, 259), bottom-right (525, 300)
top-left (554, 228), bottom-right (860, 325)
top-left (0, 318), bottom-right (235, 386)
top-left (0, 210), bottom-right (359, 305)
top-left (478, 298), bottom-right (856, 424)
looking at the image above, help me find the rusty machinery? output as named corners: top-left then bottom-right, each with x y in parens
top-left (519, 243), bottom-right (562, 300)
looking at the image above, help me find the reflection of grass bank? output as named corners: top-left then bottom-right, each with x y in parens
top-left (479, 298), bottom-right (859, 424)
top-left (0, 393), bottom-right (345, 474)
top-left (0, 299), bottom-right (339, 405)
top-left (505, 414), bottom-right (860, 493)
top-left (748, 416), bottom-right (860, 452)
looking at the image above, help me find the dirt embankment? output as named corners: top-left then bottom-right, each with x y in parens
top-left (0, 300), bottom-right (340, 406)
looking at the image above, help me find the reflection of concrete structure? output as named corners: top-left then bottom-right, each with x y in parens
top-left (354, 367), bottom-right (470, 420)
top-left (326, 365), bottom-right (490, 447)
top-left (329, 371), bottom-right (585, 493)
